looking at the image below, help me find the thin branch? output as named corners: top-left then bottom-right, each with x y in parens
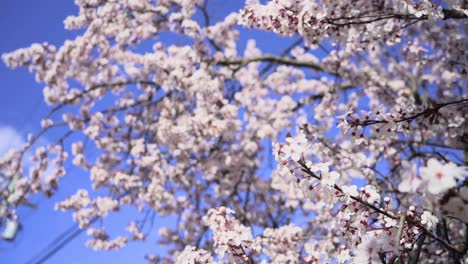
top-left (46, 80), bottom-right (160, 119)
top-left (353, 98), bottom-right (468, 127)
top-left (322, 9), bottom-right (467, 27)
top-left (409, 233), bottom-right (426, 264)
top-left (292, 83), bottom-right (355, 111)
top-left (218, 55), bottom-right (338, 76)
top-left (260, 38), bottom-right (303, 76)
top-left (297, 159), bottom-right (464, 255)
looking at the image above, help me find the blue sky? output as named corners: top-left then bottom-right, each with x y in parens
top-left (0, 1), bottom-right (299, 263)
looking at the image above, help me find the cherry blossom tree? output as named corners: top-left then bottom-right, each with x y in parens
top-left (1, 0), bottom-right (468, 263)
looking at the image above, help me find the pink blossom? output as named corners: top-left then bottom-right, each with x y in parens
top-left (421, 211), bottom-right (439, 230)
top-left (420, 158), bottom-right (466, 194)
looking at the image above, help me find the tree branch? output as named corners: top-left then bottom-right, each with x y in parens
top-left (219, 55), bottom-right (339, 76)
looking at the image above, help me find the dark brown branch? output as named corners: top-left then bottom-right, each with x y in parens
top-left (409, 233), bottom-right (426, 264)
top-left (260, 38), bottom-right (303, 76)
top-left (323, 9), bottom-right (467, 27)
top-left (442, 9), bottom-right (468, 20)
top-left (195, 3), bottom-right (223, 52)
top-left (219, 55), bottom-right (339, 77)
top-left (292, 83), bottom-right (355, 111)
top-left (354, 98), bottom-right (468, 127)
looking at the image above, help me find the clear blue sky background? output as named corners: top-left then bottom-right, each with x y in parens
top-left (0, 1), bottom-right (298, 263)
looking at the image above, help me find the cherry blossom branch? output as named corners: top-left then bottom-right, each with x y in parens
top-left (408, 233), bottom-right (426, 264)
top-left (2, 0), bottom-right (467, 261)
top-left (349, 97), bottom-right (468, 128)
top-left (219, 55), bottom-right (339, 76)
top-left (195, 3), bottom-right (223, 52)
top-left (46, 80), bottom-right (160, 119)
top-left (259, 38), bottom-right (303, 76)
top-left (22, 122), bottom-right (68, 153)
top-left (1, 81), bottom-right (168, 215)
top-left (297, 160), bottom-right (398, 220)
top-left (235, 245), bottom-right (255, 264)
top-left (26, 83), bottom-right (162, 156)
top-left (292, 83), bottom-right (355, 111)
top-left (296, 159), bottom-right (465, 255)
top-left (322, 9), bottom-right (467, 27)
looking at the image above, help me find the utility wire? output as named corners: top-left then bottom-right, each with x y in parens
top-left (24, 191), bottom-right (129, 264)
top-left (24, 216), bottom-right (99, 264)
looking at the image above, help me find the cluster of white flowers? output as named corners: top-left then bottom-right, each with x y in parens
top-left (202, 207), bottom-right (260, 260)
top-left (86, 228), bottom-right (127, 251)
top-left (126, 221), bottom-right (145, 241)
top-left (420, 211), bottom-right (439, 230)
top-left (1, 0), bottom-right (467, 262)
top-left (273, 130), bottom-right (308, 164)
top-left (174, 246), bottom-right (215, 264)
top-left (420, 158), bottom-right (467, 195)
top-left (261, 224), bottom-right (302, 263)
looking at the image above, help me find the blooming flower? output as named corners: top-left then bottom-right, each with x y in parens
top-left (420, 158), bottom-right (466, 194)
top-left (273, 130), bottom-right (309, 163)
top-left (284, 131), bottom-right (308, 161)
top-left (420, 211), bottom-right (438, 230)
top-left (175, 246), bottom-right (215, 264)
top-left (307, 161), bottom-right (331, 173)
top-left (322, 171), bottom-right (340, 186)
top-left (203, 207), bottom-right (259, 259)
top-left (341, 184), bottom-right (358, 197)
top-left (353, 230), bottom-right (397, 263)
top-left (398, 161), bottom-right (421, 193)
top-left (363, 185), bottom-right (381, 204)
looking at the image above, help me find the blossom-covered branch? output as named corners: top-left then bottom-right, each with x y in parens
top-left (1, 0), bottom-right (467, 263)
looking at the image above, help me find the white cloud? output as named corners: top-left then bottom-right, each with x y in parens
top-left (0, 125), bottom-right (55, 188)
top-left (0, 126), bottom-right (25, 156)
top-left (0, 126), bottom-right (26, 189)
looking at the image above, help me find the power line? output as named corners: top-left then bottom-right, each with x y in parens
top-left (23, 191), bottom-right (129, 264)
top-left (24, 216), bottom-right (99, 264)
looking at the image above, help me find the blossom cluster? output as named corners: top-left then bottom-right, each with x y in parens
top-left (0, 0), bottom-right (467, 263)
